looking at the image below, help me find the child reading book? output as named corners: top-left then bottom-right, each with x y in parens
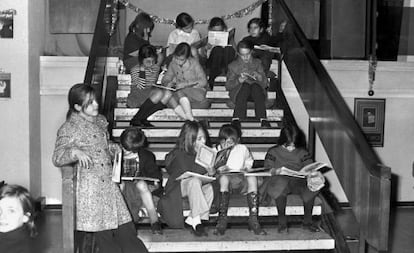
top-left (123, 12), bottom-right (155, 73)
top-left (158, 121), bottom-right (213, 236)
top-left (167, 12), bottom-right (201, 57)
top-left (212, 124), bottom-right (266, 235)
top-left (261, 125), bottom-right (322, 233)
top-left (161, 43), bottom-right (209, 120)
top-left (226, 40), bottom-right (271, 129)
top-left (0, 184), bottom-right (36, 253)
top-left (241, 18), bottom-right (286, 74)
top-left (119, 127), bottom-right (163, 234)
top-left (128, 44), bottom-right (170, 127)
top-left (194, 17), bottom-right (236, 89)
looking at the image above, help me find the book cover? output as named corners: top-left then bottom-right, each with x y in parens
top-left (195, 144), bottom-right (233, 174)
top-left (111, 151), bottom-right (122, 183)
top-left (254, 45), bottom-right (281, 53)
top-left (175, 171), bottom-right (215, 183)
top-left (121, 176), bottom-right (160, 182)
top-left (300, 162), bottom-right (328, 174)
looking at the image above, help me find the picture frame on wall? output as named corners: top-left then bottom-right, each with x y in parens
top-left (354, 98), bottom-right (386, 147)
top-left (0, 72), bottom-right (11, 98)
top-left (0, 10), bottom-right (14, 38)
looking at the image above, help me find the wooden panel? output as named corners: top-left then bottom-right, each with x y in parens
top-left (61, 166), bottom-right (75, 253)
top-left (49, 0), bottom-right (100, 33)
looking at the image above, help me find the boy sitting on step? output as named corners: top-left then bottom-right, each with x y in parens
top-left (120, 127), bottom-right (163, 234)
top-left (226, 40), bottom-right (271, 129)
top-left (214, 124), bottom-right (266, 236)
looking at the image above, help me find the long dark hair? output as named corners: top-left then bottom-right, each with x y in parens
top-left (173, 42), bottom-right (192, 58)
top-left (0, 184), bottom-right (37, 237)
top-left (138, 44), bottom-right (157, 65)
top-left (277, 125), bottom-right (306, 148)
top-left (66, 83), bottom-right (96, 119)
top-left (128, 12), bottom-right (154, 37)
top-left (175, 121), bottom-right (209, 153)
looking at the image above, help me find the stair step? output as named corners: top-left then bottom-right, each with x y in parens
top-left (116, 90), bottom-right (277, 100)
top-left (112, 128), bottom-right (281, 138)
top-left (137, 227), bottom-right (334, 252)
top-left (114, 108), bottom-right (283, 121)
top-left (115, 121), bottom-right (281, 128)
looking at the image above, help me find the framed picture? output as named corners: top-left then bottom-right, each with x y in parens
top-left (354, 98), bottom-right (386, 147)
top-left (0, 72), bottom-right (11, 98)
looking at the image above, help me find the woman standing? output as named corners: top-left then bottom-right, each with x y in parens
top-left (52, 83), bottom-right (148, 253)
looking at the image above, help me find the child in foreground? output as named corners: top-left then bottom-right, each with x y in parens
top-left (213, 124), bottom-right (266, 235)
top-left (0, 184), bottom-right (36, 253)
top-left (120, 127), bottom-right (163, 234)
top-left (262, 125), bottom-right (322, 233)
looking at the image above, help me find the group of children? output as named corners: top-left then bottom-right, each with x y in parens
top-left (125, 12), bottom-right (287, 128)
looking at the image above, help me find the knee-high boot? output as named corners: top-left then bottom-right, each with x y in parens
top-left (246, 192), bottom-right (266, 235)
top-left (130, 100), bottom-right (165, 127)
top-left (275, 195), bottom-right (288, 233)
top-left (214, 192), bottom-right (230, 235)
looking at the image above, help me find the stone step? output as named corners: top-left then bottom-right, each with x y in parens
top-left (116, 90), bottom-right (277, 100)
top-left (137, 227), bottom-right (334, 252)
top-left (112, 127), bottom-right (281, 139)
top-left (114, 108), bottom-right (283, 121)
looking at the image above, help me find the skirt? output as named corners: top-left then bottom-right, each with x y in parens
top-left (127, 87), bottom-right (157, 108)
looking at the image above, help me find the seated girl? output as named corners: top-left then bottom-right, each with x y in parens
top-left (0, 184), bottom-right (37, 253)
top-left (120, 127), bottom-right (163, 234)
top-left (214, 124), bottom-right (266, 236)
top-left (166, 12), bottom-right (200, 58)
top-left (128, 44), bottom-right (171, 127)
top-left (161, 43), bottom-right (209, 120)
top-left (195, 17), bottom-right (236, 90)
top-left (123, 12), bottom-right (156, 73)
top-left (158, 121), bottom-right (213, 237)
top-left (262, 125), bottom-right (321, 233)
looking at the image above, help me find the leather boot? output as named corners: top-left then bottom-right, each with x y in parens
top-left (214, 192), bottom-right (230, 235)
top-left (246, 192), bottom-right (266, 235)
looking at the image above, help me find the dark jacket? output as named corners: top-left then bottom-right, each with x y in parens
top-left (225, 57), bottom-right (268, 104)
top-left (158, 148), bottom-right (207, 228)
top-left (123, 32), bottom-right (149, 73)
top-left (0, 226), bottom-right (32, 253)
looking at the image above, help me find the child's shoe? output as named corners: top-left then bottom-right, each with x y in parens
top-left (151, 221), bottom-right (163, 234)
top-left (302, 222), bottom-right (321, 232)
top-left (260, 119), bottom-right (271, 128)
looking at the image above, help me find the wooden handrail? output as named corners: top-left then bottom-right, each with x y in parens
top-left (61, 166), bottom-right (76, 253)
top-left (272, 1), bottom-right (391, 252)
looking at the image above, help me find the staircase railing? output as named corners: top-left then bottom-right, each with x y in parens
top-left (61, 0), bottom-right (116, 252)
top-left (271, 1), bottom-right (390, 252)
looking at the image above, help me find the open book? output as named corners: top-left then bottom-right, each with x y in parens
top-left (175, 171), bottom-right (215, 183)
top-left (254, 44), bottom-right (281, 53)
top-left (192, 28), bottom-right (235, 49)
top-left (241, 72), bottom-right (257, 81)
top-left (195, 144), bottom-right (232, 174)
top-left (121, 176), bottom-right (160, 182)
top-left (279, 162), bottom-right (328, 178)
top-left (150, 82), bottom-right (198, 92)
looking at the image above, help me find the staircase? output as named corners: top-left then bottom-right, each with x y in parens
top-left (111, 70), bottom-right (335, 252)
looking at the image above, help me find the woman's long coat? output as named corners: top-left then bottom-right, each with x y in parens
top-left (53, 113), bottom-right (132, 232)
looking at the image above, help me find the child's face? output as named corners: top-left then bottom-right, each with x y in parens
top-left (220, 138), bottom-right (236, 149)
top-left (173, 55), bottom-right (188, 66)
top-left (142, 57), bottom-right (156, 68)
top-left (78, 94), bottom-right (99, 118)
top-left (283, 142), bottom-right (296, 152)
top-left (238, 48), bottom-right (252, 63)
top-left (194, 129), bottom-right (206, 152)
top-left (0, 196), bottom-right (30, 233)
top-left (181, 23), bottom-right (194, 34)
top-left (248, 23), bottom-right (263, 37)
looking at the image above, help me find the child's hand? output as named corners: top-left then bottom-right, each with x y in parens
top-left (238, 73), bottom-right (248, 83)
top-left (279, 21), bottom-right (287, 33)
top-left (252, 71), bottom-right (262, 82)
top-left (71, 148), bottom-right (92, 169)
top-left (206, 43), bottom-right (213, 50)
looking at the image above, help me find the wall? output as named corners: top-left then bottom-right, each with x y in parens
top-left (322, 60), bottom-right (414, 202)
top-left (0, 0), bottom-right (45, 196)
top-left (126, 0), bottom-right (262, 46)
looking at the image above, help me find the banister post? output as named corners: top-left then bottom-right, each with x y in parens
top-left (61, 165), bottom-right (76, 253)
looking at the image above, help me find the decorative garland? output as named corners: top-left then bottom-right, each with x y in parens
top-left (119, 0), bottom-right (266, 25)
top-left (0, 9), bottom-right (16, 19)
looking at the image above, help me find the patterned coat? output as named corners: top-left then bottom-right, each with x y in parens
top-left (52, 113), bottom-right (132, 232)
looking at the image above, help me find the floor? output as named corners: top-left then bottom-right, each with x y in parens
top-left (34, 206), bottom-right (414, 253)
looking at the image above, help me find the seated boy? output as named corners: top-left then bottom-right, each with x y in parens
top-left (225, 40), bottom-right (271, 129)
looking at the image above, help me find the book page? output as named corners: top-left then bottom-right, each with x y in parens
top-left (208, 31), bottom-right (229, 47)
top-left (195, 144), bottom-right (217, 171)
top-left (111, 152), bottom-right (122, 183)
top-left (300, 162), bottom-right (327, 174)
top-left (279, 166), bottom-right (306, 178)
